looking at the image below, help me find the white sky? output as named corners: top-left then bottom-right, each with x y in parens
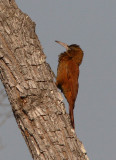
top-left (0, 0), bottom-right (116, 160)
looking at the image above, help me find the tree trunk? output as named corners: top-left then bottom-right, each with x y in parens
top-left (0, 0), bottom-right (89, 159)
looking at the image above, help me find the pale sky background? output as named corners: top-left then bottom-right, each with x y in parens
top-left (0, 0), bottom-right (116, 160)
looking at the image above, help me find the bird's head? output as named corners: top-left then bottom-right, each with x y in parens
top-left (55, 40), bottom-right (84, 65)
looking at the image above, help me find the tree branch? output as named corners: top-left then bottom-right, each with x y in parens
top-left (0, 0), bottom-right (89, 159)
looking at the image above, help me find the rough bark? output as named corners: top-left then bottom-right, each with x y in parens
top-left (0, 0), bottom-right (89, 160)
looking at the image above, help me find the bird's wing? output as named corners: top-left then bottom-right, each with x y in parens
top-left (66, 61), bottom-right (79, 102)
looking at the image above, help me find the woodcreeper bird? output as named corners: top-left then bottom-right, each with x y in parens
top-left (55, 41), bottom-right (83, 129)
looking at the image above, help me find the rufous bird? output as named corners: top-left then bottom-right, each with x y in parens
top-left (55, 41), bottom-right (83, 129)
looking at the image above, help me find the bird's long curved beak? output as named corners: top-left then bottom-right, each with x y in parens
top-left (55, 40), bottom-right (69, 51)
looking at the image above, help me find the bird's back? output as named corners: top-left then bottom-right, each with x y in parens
top-left (56, 52), bottom-right (79, 106)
